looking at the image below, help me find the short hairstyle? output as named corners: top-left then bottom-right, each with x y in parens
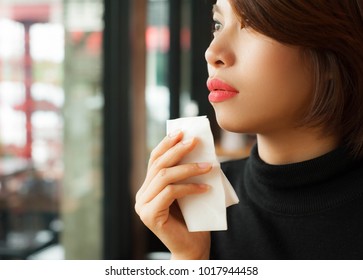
top-left (229, 0), bottom-right (363, 157)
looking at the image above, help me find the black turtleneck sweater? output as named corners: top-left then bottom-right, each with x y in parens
top-left (210, 144), bottom-right (363, 259)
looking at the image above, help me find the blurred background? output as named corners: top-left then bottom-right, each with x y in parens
top-left (0, 0), bottom-right (253, 260)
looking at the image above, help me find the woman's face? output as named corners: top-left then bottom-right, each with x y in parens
top-left (205, 0), bottom-right (314, 135)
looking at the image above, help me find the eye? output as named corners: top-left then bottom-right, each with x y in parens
top-left (212, 20), bottom-right (222, 33)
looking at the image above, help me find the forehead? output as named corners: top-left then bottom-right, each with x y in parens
top-left (213, 0), bottom-right (233, 14)
top-left (212, 4), bottom-right (221, 14)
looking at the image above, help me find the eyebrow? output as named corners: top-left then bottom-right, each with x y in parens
top-left (212, 4), bottom-right (221, 14)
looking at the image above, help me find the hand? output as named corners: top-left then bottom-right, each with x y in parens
top-left (135, 130), bottom-right (212, 259)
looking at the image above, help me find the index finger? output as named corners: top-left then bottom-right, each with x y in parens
top-left (148, 130), bottom-right (183, 170)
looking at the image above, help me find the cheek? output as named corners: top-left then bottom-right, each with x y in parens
top-left (216, 48), bottom-right (313, 133)
top-left (246, 46), bottom-right (312, 111)
top-left (245, 44), bottom-right (307, 91)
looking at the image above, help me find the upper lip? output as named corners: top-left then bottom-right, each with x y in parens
top-left (207, 78), bottom-right (239, 92)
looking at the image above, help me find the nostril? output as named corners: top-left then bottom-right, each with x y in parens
top-left (216, 60), bottom-right (224, 65)
top-left (205, 46), bottom-right (227, 67)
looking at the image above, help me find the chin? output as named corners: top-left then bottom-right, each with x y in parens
top-left (214, 110), bottom-right (257, 134)
top-left (215, 113), bottom-right (243, 133)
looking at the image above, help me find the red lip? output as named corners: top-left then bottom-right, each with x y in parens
top-left (207, 78), bottom-right (239, 103)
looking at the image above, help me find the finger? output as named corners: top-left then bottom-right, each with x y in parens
top-left (148, 130), bottom-right (183, 170)
top-left (140, 162), bottom-right (212, 205)
top-left (147, 137), bottom-right (198, 182)
top-left (136, 159), bottom-right (210, 203)
top-left (141, 137), bottom-right (198, 193)
top-left (137, 183), bottom-right (210, 229)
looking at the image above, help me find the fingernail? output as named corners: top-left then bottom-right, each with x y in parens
top-left (197, 162), bottom-right (212, 169)
top-left (199, 184), bottom-right (210, 190)
top-left (182, 138), bottom-right (194, 145)
top-left (168, 129), bottom-right (181, 138)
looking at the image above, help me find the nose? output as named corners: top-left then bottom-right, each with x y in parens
top-left (205, 37), bottom-right (234, 69)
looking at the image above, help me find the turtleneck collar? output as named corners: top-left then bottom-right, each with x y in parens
top-left (244, 144), bottom-right (363, 215)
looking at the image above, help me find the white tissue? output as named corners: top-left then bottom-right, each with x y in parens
top-left (166, 116), bottom-right (239, 232)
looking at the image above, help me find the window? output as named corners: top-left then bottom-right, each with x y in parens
top-left (0, 0), bottom-right (103, 260)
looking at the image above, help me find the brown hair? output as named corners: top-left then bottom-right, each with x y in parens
top-left (229, 0), bottom-right (363, 157)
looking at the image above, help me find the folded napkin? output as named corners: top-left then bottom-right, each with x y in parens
top-left (167, 116), bottom-right (239, 232)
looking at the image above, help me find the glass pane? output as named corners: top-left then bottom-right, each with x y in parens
top-left (146, 0), bottom-right (170, 150)
top-left (180, 0), bottom-right (199, 118)
top-left (62, 0), bottom-right (103, 260)
top-left (0, 0), bottom-right (103, 260)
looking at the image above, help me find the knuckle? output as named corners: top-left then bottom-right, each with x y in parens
top-left (135, 187), bottom-right (145, 204)
top-left (134, 202), bottom-right (140, 215)
top-left (147, 158), bottom-right (153, 170)
top-left (153, 157), bottom-right (165, 171)
top-left (138, 207), bottom-right (151, 224)
top-left (163, 184), bottom-right (175, 197)
top-left (149, 149), bottom-right (158, 162)
top-left (135, 189), bottom-right (141, 201)
top-left (157, 168), bottom-right (168, 183)
top-left (159, 167), bottom-right (167, 177)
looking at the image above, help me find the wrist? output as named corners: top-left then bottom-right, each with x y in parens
top-left (170, 253), bottom-right (209, 260)
top-left (170, 247), bottom-right (210, 260)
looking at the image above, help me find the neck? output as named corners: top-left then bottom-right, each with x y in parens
top-left (256, 128), bottom-right (339, 165)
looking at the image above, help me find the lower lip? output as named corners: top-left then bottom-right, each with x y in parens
top-left (208, 90), bottom-right (239, 102)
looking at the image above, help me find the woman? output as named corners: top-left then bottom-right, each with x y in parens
top-left (135, 0), bottom-right (363, 259)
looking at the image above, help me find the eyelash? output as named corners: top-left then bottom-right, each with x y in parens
top-left (212, 20), bottom-right (222, 34)
top-left (212, 19), bottom-right (248, 35)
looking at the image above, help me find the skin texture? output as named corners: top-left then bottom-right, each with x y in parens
top-left (135, 131), bottom-right (212, 259)
top-left (136, 0), bottom-right (340, 259)
top-left (205, 0), bottom-right (339, 164)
